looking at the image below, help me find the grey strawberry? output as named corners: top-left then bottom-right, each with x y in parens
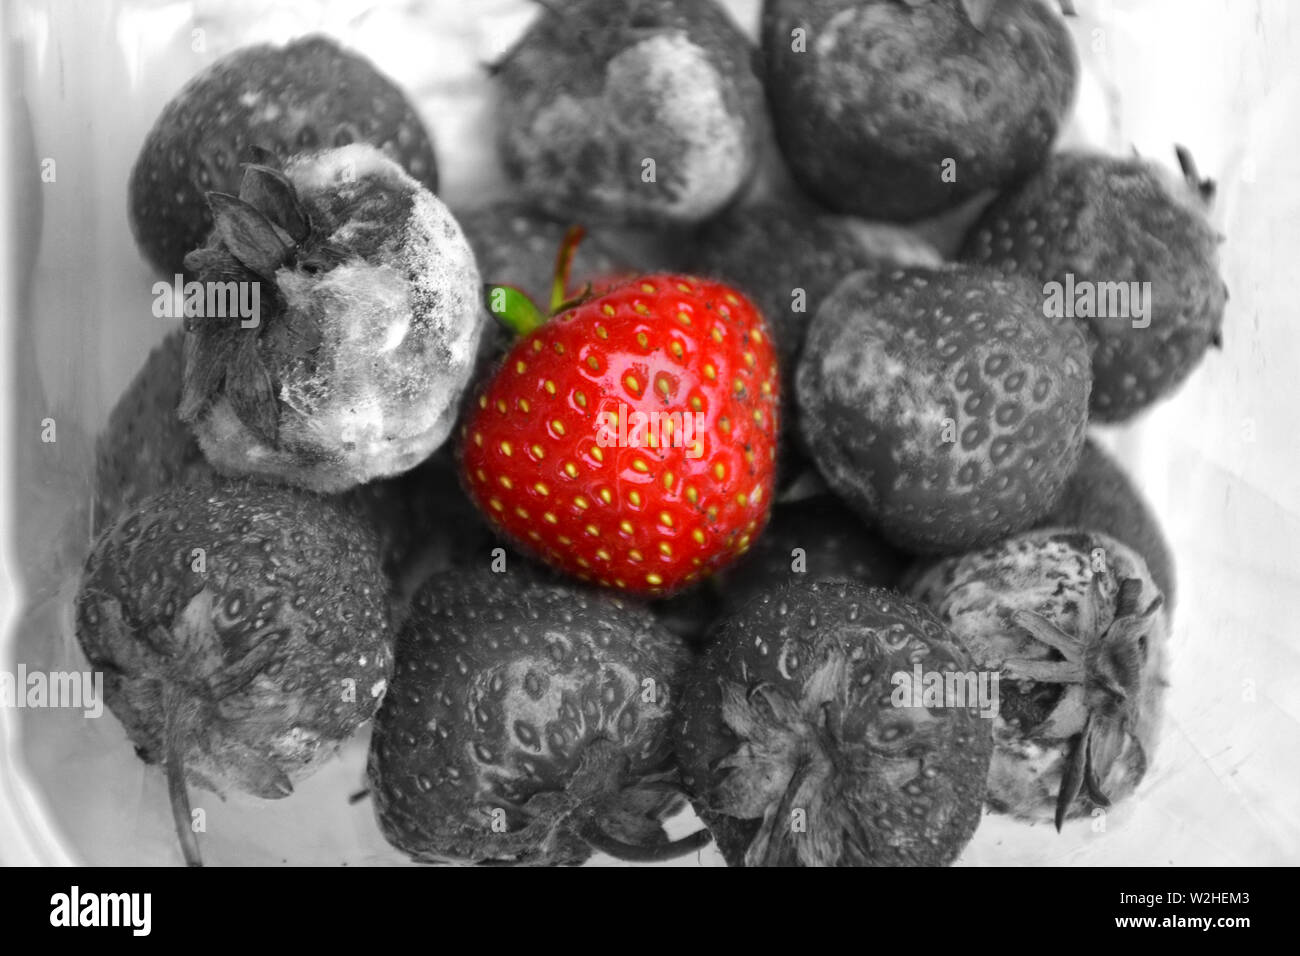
top-left (76, 480), bottom-right (393, 866)
top-left (961, 148), bottom-right (1229, 421)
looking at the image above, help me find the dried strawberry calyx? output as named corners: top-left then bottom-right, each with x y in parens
top-left (1172, 144), bottom-right (1228, 348)
top-left (1174, 144), bottom-right (1217, 207)
top-left (149, 588), bottom-right (304, 867)
top-left (711, 657), bottom-right (934, 867)
top-left (472, 740), bottom-right (706, 865)
top-left (1004, 571), bottom-right (1164, 829)
top-left (179, 157), bottom-right (344, 445)
top-left (162, 684), bottom-right (203, 868)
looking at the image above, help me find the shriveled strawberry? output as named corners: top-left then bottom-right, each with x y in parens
top-left (367, 570), bottom-right (700, 865)
top-left (75, 480), bottom-right (393, 866)
top-left (960, 148), bottom-right (1228, 421)
top-left (129, 35), bottom-right (438, 276)
top-left (908, 529), bottom-right (1168, 829)
top-left (180, 145), bottom-right (484, 492)
top-left (675, 581), bottom-right (992, 866)
top-left (796, 265), bottom-right (1091, 553)
top-left (459, 267), bottom-right (780, 598)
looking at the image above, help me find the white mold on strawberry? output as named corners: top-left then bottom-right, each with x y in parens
top-left (908, 529), bottom-right (1169, 829)
top-left (180, 144), bottom-right (486, 492)
top-left (493, 0), bottom-right (764, 226)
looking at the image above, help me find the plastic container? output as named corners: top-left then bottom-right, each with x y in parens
top-left (2, 0), bottom-right (1297, 866)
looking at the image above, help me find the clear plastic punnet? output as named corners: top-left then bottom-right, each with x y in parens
top-left (1, 0), bottom-right (1296, 867)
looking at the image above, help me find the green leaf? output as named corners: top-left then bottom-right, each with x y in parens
top-left (487, 284), bottom-right (546, 337)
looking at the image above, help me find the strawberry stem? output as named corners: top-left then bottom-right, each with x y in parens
top-left (163, 689), bottom-right (203, 867)
top-left (485, 224), bottom-right (590, 339)
top-left (576, 819), bottom-right (713, 862)
top-left (1174, 144), bottom-right (1216, 206)
top-left (550, 225), bottom-right (587, 315)
top-left (487, 284), bottom-right (546, 337)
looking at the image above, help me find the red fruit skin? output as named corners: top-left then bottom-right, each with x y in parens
top-left (460, 276), bottom-right (780, 598)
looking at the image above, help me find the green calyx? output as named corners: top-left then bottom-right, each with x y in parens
top-left (486, 283), bottom-right (547, 337)
top-left (486, 224), bottom-right (590, 338)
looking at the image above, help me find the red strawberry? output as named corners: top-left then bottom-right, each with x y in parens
top-left (460, 242), bottom-right (780, 598)
top-left (129, 35), bottom-right (438, 276)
